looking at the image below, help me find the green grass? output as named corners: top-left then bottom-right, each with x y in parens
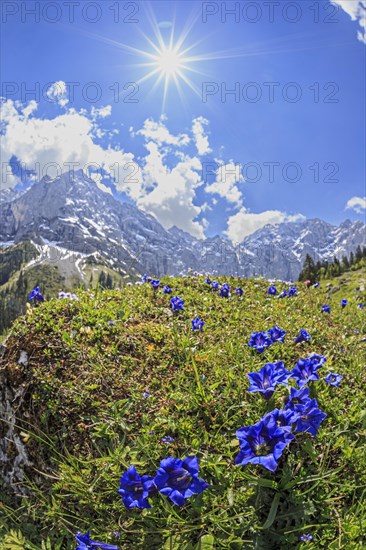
top-left (1, 273), bottom-right (366, 549)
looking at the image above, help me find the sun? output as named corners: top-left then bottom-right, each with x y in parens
top-left (155, 46), bottom-right (183, 77)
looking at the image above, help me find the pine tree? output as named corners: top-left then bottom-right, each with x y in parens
top-left (355, 245), bottom-right (363, 263)
top-left (299, 254), bottom-right (316, 282)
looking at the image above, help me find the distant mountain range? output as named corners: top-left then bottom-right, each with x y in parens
top-left (0, 170), bottom-right (365, 283)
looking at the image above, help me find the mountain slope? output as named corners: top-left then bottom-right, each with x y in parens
top-left (0, 170), bottom-right (365, 283)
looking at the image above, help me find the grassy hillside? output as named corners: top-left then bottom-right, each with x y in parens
top-left (0, 272), bottom-right (365, 549)
top-left (0, 243), bottom-right (129, 337)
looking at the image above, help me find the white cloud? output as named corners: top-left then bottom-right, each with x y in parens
top-left (192, 116), bottom-right (212, 155)
top-left (91, 105), bottom-right (112, 119)
top-left (136, 116), bottom-right (190, 147)
top-left (331, 0), bottom-right (366, 44)
top-left (136, 139), bottom-right (205, 238)
top-left (345, 196), bottom-right (366, 213)
top-left (0, 98), bottom-right (138, 193)
top-left (205, 162), bottom-right (243, 206)
top-left (225, 208), bottom-right (305, 242)
top-left (46, 80), bottom-right (69, 107)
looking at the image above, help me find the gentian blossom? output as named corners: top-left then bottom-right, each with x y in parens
top-left (28, 286), bottom-right (44, 302)
top-left (308, 353), bottom-right (326, 366)
top-left (248, 331), bottom-right (273, 353)
top-left (75, 531), bottom-right (119, 549)
top-left (235, 287), bottom-right (243, 296)
top-left (161, 436), bottom-right (175, 444)
top-left (235, 415), bottom-right (294, 472)
top-left (211, 281), bottom-right (219, 290)
top-left (191, 317), bottom-right (205, 331)
top-left (142, 391), bottom-right (151, 399)
top-left (219, 283), bottom-right (230, 297)
top-left (325, 372), bottom-right (343, 387)
top-left (118, 465), bottom-right (154, 510)
top-left (290, 357), bottom-right (323, 388)
top-left (204, 277), bottom-right (211, 284)
top-left (268, 285), bottom-right (277, 295)
top-left (299, 534), bottom-right (313, 542)
top-left (163, 285), bottom-right (172, 294)
top-left (312, 282), bottom-right (320, 288)
top-left (285, 387), bottom-right (311, 410)
top-left (247, 362), bottom-right (290, 399)
top-left (288, 286), bottom-right (298, 296)
top-left (278, 290), bottom-right (287, 298)
top-left (153, 456), bottom-right (209, 506)
top-left (294, 329), bottom-right (311, 344)
top-left (268, 326), bottom-right (286, 343)
top-left (341, 299), bottom-right (348, 308)
top-left (170, 296), bottom-right (184, 311)
top-left (141, 274), bottom-right (147, 283)
top-left (358, 303), bottom-right (364, 309)
top-left (263, 408), bottom-right (299, 431)
top-left (322, 304), bottom-right (331, 313)
top-left (150, 279), bottom-right (160, 289)
top-left (293, 398), bottom-right (327, 436)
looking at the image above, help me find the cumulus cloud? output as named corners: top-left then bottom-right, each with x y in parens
top-left (331, 0), bottom-right (366, 44)
top-left (136, 116), bottom-right (190, 147)
top-left (0, 97), bottom-right (138, 193)
top-left (0, 97), bottom-right (207, 237)
top-left (134, 122), bottom-right (205, 238)
top-left (345, 196), bottom-right (366, 213)
top-left (46, 80), bottom-right (69, 107)
top-left (192, 116), bottom-right (212, 155)
top-left (225, 208), bottom-right (305, 242)
top-left (205, 162), bottom-right (243, 207)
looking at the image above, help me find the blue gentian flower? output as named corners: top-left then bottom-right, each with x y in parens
top-left (211, 281), bottom-right (219, 290)
top-left (150, 279), bottom-right (160, 289)
top-left (248, 331), bottom-right (273, 353)
top-left (278, 290), bottom-right (287, 298)
top-left (268, 285), bottom-right (277, 295)
top-left (205, 277), bottom-right (211, 284)
top-left (268, 326), bottom-right (286, 343)
top-left (312, 282), bottom-right (320, 288)
top-left (308, 353), bottom-right (326, 368)
top-left (248, 362), bottom-right (290, 399)
top-left (142, 391), bottom-right (151, 399)
top-left (325, 372), bottom-right (343, 387)
top-left (75, 531), bottom-right (119, 549)
top-left (293, 398), bottom-right (327, 436)
top-left (285, 387), bottom-right (311, 410)
top-left (290, 357), bottom-right (323, 388)
top-left (299, 534), bottom-right (313, 542)
top-left (235, 287), bottom-right (243, 296)
top-left (219, 283), bottom-right (230, 297)
top-left (170, 296), bottom-right (184, 311)
top-left (161, 435), bottom-right (175, 444)
top-left (263, 408), bottom-right (299, 431)
top-left (163, 285), bottom-right (172, 294)
top-left (235, 415), bottom-right (294, 472)
top-left (358, 303), bottom-right (364, 309)
top-left (341, 299), bottom-right (348, 308)
top-left (141, 274), bottom-right (147, 283)
top-left (28, 286), bottom-right (44, 302)
top-left (294, 329), bottom-right (311, 344)
top-left (118, 465), bottom-right (154, 510)
top-left (191, 317), bottom-right (205, 331)
top-left (322, 304), bottom-right (331, 313)
top-left (153, 456), bottom-right (209, 506)
top-left (288, 286), bottom-right (298, 296)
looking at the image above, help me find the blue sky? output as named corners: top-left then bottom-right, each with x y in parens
top-left (1, 0), bottom-right (365, 241)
